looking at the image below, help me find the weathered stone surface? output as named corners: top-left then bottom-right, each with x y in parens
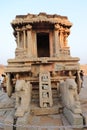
top-left (0, 92), bottom-right (14, 109)
top-left (14, 74), bottom-right (31, 117)
top-left (16, 112), bottom-right (29, 130)
top-left (4, 109), bottom-right (15, 130)
top-left (30, 104), bottom-right (62, 115)
top-left (63, 107), bottom-right (83, 126)
top-left (60, 78), bottom-right (82, 114)
top-left (1, 12), bottom-right (83, 130)
top-left (61, 114), bottom-right (73, 130)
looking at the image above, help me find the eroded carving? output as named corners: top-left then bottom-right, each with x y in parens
top-left (15, 74), bottom-right (31, 117)
top-left (60, 78), bottom-right (82, 114)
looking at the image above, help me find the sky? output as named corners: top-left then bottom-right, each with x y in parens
top-left (0, 0), bottom-right (87, 65)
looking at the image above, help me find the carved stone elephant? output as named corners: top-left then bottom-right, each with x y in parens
top-left (15, 79), bottom-right (31, 117)
top-left (60, 78), bottom-right (82, 114)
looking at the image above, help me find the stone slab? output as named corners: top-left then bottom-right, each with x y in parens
top-left (30, 104), bottom-right (62, 115)
top-left (61, 114), bottom-right (73, 130)
top-left (63, 108), bottom-right (83, 127)
top-left (82, 112), bottom-right (87, 126)
top-left (4, 109), bottom-right (15, 130)
top-left (16, 112), bottom-right (29, 130)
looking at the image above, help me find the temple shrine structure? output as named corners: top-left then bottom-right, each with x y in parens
top-left (2, 12), bottom-right (85, 130)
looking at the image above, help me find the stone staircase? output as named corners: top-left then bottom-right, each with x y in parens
top-left (39, 72), bottom-right (53, 107)
top-left (31, 87), bottom-right (39, 104)
top-left (30, 74), bottom-right (62, 115)
top-left (31, 83), bottom-right (60, 106)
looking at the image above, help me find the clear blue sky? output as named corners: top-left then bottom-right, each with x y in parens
top-left (0, 0), bottom-right (87, 65)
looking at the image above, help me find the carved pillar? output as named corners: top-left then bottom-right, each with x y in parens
top-left (20, 31), bottom-right (24, 48)
top-left (33, 32), bottom-right (37, 57)
top-left (23, 30), bottom-right (26, 49)
top-left (17, 31), bottom-right (20, 48)
top-left (49, 31), bottom-right (53, 57)
top-left (64, 28), bottom-right (70, 47)
top-left (76, 71), bottom-right (82, 94)
top-left (64, 33), bottom-right (68, 47)
top-left (7, 73), bottom-right (13, 97)
top-left (54, 24), bottom-right (60, 56)
top-left (26, 24), bottom-right (32, 57)
top-left (59, 27), bottom-right (64, 48)
top-left (15, 27), bottom-right (21, 48)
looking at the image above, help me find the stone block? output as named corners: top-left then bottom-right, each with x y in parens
top-left (63, 108), bottom-right (83, 127)
top-left (82, 112), bottom-right (87, 126)
top-left (4, 109), bottom-right (15, 130)
top-left (16, 112), bottom-right (29, 130)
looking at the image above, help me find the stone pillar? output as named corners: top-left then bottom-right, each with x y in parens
top-left (64, 28), bottom-right (70, 47)
top-left (59, 28), bottom-right (64, 48)
top-left (49, 31), bottom-right (53, 57)
top-left (23, 30), bottom-right (26, 49)
top-left (32, 32), bottom-right (37, 57)
top-left (7, 73), bottom-right (13, 97)
top-left (26, 24), bottom-right (32, 57)
top-left (15, 27), bottom-right (21, 48)
top-left (64, 33), bottom-right (68, 47)
top-left (54, 24), bottom-right (60, 57)
top-left (76, 70), bottom-right (82, 94)
top-left (17, 31), bottom-right (20, 48)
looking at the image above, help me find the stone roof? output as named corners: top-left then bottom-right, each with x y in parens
top-left (11, 12), bottom-right (72, 28)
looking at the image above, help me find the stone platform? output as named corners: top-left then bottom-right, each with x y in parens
top-left (0, 92), bottom-right (84, 130)
top-left (30, 102), bottom-right (62, 115)
top-left (0, 76), bottom-right (87, 130)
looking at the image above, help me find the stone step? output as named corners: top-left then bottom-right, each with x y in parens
top-left (24, 114), bottom-right (64, 130)
top-left (31, 94), bottom-right (59, 100)
top-left (61, 114), bottom-right (74, 130)
top-left (30, 103), bottom-right (62, 116)
top-left (31, 89), bottom-right (59, 99)
top-left (31, 87), bottom-right (60, 105)
top-left (31, 97), bottom-right (60, 105)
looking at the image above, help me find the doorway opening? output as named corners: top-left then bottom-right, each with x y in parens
top-left (37, 33), bottom-right (50, 57)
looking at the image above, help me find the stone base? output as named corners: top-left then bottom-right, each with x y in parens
top-left (82, 112), bottom-right (87, 125)
top-left (63, 107), bottom-right (83, 127)
top-left (4, 109), bottom-right (15, 130)
top-left (15, 107), bottom-right (25, 117)
top-left (30, 103), bottom-right (62, 115)
top-left (16, 112), bottom-right (29, 130)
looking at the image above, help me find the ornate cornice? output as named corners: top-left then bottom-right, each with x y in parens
top-left (11, 12), bottom-right (72, 29)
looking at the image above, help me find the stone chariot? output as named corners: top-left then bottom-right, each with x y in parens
top-left (3, 12), bottom-right (84, 130)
